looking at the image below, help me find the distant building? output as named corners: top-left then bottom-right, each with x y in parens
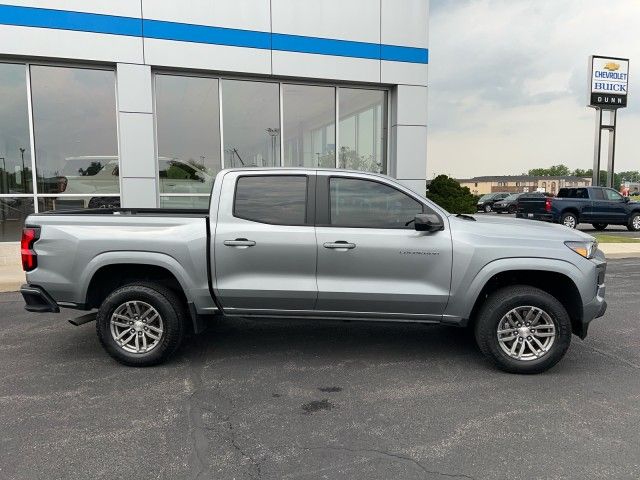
top-left (457, 176), bottom-right (592, 195)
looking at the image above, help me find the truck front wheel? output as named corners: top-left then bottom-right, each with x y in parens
top-left (474, 285), bottom-right (572, 374)
top-left (96, 283), bottom-right (185, 366)
top-left (627, 213), bottom-right (640, 231)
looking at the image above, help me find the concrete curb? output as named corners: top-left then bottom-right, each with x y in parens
top-left (599, 243), bottom-right (640, 259)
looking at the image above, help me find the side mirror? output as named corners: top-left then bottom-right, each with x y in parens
top-left (414, 213), bottom-right (444, 232)
top-left (624, 196), bottom-right (630, 203)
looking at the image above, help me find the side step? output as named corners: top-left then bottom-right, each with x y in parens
top-left (68, 312), bottom-right (97, 327)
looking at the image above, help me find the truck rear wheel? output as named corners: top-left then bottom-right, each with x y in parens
top-left (96, 283), bottom-right (185, 366)
top-left (474, 285), bottom-right (571, 374)
top-left (561, 212), bottom-right (578, 229)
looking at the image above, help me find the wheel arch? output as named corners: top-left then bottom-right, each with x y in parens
top-left (81, 252), bottom-right (201, 333)
top-left (450, 259), bottom-right (585, 337)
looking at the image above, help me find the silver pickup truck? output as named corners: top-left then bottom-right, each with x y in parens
top-left (20, 169), bottom-right (607, 373)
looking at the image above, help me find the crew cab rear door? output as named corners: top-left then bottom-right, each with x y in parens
top-left (314, 172), bottom-right (453, 319)
top-left (213, 171), bottom-right (317, 313)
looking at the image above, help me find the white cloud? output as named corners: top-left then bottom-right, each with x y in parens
top-left (427, 0), bottom-right (640, 178)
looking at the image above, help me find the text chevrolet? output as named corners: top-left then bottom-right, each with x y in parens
top-left (20, 169), bottom-right (607, 373)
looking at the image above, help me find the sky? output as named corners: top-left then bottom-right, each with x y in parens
top-left (427, 0), bottom-right (640, 179)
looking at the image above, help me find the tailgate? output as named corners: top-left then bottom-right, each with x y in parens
top-left (516, 196), bottom-right (548, 216)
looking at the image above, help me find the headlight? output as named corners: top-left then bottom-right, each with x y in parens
top-left (565, 240), bottom-right (598, 259)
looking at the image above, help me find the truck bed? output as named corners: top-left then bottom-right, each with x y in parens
top-left (25, 209), bottom-right (216, 314)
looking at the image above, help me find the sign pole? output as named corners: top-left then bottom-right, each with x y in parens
top-left (592, 108), bottom-right (602, 187)
top-left (606, 109), bottom-right (617, 188)
top-left (588, 55), bottom-right (629, 189)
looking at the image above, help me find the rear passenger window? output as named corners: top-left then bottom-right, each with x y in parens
top-left (234, 175), bottom-right (307, 225)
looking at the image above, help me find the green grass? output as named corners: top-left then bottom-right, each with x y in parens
top-left (592, 233), bottom-right (640, 243)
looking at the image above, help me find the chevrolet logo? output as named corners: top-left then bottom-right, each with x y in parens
top-left (603, 62), bottom-right (620, 71)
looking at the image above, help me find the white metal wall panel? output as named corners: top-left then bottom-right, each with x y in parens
top-left (143, 39), bottom-right (271, 75)
top-left (116, 64), bottom-right (152, 113)
top-left (381, 61), bottom-right (428, 86)
top-left (391, 125), bottom-right (427, 180)
top-left (391, 85), bottom-right (428, 126)
top-left (271, 0), bottom-right (380, 44)
top-left (0, 25), bottom-right (143, 63)
top-left (142, 0), bottom-right (270, 31)
top-left (0, 0), bottom-right (142, 17)
top-left (121, 178), bottom-right (157, 208)
top-left (118, 113), bottom-right (156, 178)
top-left (381, 0), bottom-right (428, 48)
top-left (272, 51), bottom-right (380, 83)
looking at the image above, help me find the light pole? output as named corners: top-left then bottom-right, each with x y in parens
top-left (19, 148), bottom-right (26, 192)
top-left (0, 157), bottom-right (6, 194)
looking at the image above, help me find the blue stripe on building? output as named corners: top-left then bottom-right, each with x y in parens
top-left (0, 4), bottom-right (428, 64)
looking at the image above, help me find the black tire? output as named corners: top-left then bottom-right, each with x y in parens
top-left (96, 283), bottom-right (186, 366)
top-left (474, 285), bottom-right (572, 374)
top-left (484, 204), bottom-right (492, 213)
top-left (592, 223), bottom-right (608, 231)
top-left (560, 212), bottom-right (578, 229)
top-left (508, 205), bottom-right (517, 214)
top-left (627, 212), bottom-right (640, 231)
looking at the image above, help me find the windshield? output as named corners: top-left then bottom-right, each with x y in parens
top-left (61, 159), bottom-right (111, 176)
top-left (504, 194), bottom-right (520, 201)
top-left (479, 194), bottom-right (493, 201)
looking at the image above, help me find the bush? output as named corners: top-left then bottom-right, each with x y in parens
top-left (426, 175), bottom-right (477, 214)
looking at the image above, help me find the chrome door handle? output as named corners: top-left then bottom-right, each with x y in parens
top-left (224, 238), bottom-right (256, 247)
top-left (323, 241), bottom-right (356, 250)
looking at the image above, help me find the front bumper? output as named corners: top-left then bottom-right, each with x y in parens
top-left (577, 260), bottom-right (607, 338)
top-left (20, 284), bottom-right (60, 313)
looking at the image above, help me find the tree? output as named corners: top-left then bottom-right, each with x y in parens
top-left (528, 165), bottom-right (570, 176)
top-left (426, 175), bottom-right (477, 214)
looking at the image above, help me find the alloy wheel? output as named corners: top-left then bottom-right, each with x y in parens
top-left (110, 301), bottom-right (164, 354)
top-left (496, 306), bottom-right (556, 361)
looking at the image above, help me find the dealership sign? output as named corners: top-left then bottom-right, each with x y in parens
top-left (589, 55), bottom-right (629, 108)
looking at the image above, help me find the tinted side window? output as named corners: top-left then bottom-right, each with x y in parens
top-left (330, 177), bottom-right (424, 228)
top-left (591, 188), bottom-right (605, 200)
top-left (234, 176), bottom-right (307, 225)
top-left (604, 188), bottom-right (623, 201)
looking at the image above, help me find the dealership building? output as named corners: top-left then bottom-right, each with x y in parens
top-left (0, 0), bottom-right (429, 243)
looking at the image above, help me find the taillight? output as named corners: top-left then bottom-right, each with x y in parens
top-left (21, 227), bottom-right (40, 271)
top-left (545, 198), bottom-right (552, 212)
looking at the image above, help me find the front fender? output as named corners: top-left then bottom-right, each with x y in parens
top-left (444, 257), bottom-right (586, 321)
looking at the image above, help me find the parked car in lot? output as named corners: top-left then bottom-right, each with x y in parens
top-left (493, 193), bottom-right (523, 214)
top-left (516, 186), bottom-right (640, 230)
top-left (476, 192), bottom-right (510, 212)
top-left (20, 168), bottom-right (607, 373)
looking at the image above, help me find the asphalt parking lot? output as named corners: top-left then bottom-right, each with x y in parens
top-left (1, 260), bottom-right (640, 479)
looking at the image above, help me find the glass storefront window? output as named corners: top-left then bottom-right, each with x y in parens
top-left (0, 63), bottom-right (32, 194)
top-left (0, 197), bottom-right (34, 241)
top-left (159, 196), bottom-right (210, 209)
top-left (155, 75), bottom-right (221, 195)
top-left (30, 66), bottom-right (119, 195)
top-left (339, 88), bottom-right (386, 173)
top-left (283, 84), bottom-right (335, 168)
top-left (222, 80), bottom-right (280, 168)
top-left (37, 196), bottom-right (120, 212)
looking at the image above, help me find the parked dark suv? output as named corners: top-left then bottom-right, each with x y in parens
top-left (476, 192), bottom-right (510, 212)
top-left (493, 193), bottom-right (523, 214)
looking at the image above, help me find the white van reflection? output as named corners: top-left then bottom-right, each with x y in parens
top-left (49, 156), bottom-right (214, 210)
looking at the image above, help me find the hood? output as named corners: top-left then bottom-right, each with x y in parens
top-left (449, 214), bottom-right (594, 242)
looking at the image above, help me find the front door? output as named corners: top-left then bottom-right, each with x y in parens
top-left (314, 174), bottom-right (453, 319)
top-left (214, 171), bottom-right (317, 313)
